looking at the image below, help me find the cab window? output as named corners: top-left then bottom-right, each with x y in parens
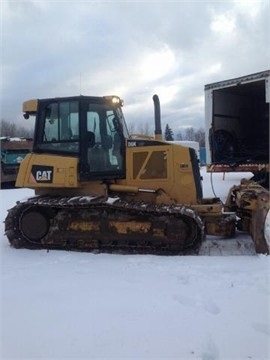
top-left (38, 101), bottom-right (79, 153)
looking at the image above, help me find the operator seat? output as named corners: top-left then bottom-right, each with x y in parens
top-left (87, 132), bottom-right (110, 172)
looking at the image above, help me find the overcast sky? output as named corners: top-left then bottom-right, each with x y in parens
top-left (1, 0), bottom-right (269, 134)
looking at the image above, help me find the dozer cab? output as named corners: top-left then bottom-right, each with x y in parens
top-left (5, 95), bottom-right (269, 254)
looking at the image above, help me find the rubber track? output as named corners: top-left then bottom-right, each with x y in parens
top-left (5, 195), bottom-right (205, 255)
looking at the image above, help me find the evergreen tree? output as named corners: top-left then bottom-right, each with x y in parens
top-left (164, 124), bottom-right (174, 141)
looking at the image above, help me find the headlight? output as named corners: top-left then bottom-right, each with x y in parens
top-left (104, 95), bottom-right (124, 107)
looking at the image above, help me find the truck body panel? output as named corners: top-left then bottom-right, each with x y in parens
top-left (1, 137), bottom-right (33, 186)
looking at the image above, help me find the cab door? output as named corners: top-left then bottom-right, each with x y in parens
top-left (79, 99), bottom-right (126, 180)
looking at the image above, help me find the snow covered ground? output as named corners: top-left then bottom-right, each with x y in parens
top-left (1, 168), bottom-right (269, 360)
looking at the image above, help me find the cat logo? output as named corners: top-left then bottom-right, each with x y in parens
top-left (36, 170), bottom-right (52, 181)
top-left (31, 165), bottom-right (54, 183)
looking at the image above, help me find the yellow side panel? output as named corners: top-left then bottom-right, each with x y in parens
top-left (124, 143), bottom-right (198, 205)
top-left (16, 153), bottom-right (78, 188)
top-left (170, 145), bottom-right (198, 204)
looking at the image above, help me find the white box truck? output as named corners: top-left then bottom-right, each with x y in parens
top-left (205, 70), bottom-right (269, 184)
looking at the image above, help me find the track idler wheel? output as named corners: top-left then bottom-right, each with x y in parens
top-left (19, 206), bottom-right (50, 244)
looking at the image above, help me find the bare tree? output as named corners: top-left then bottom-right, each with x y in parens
top-left (184, 127), bottom-right (195, 141)
top-left (137, 122), bottom-right (153, 136)
top-left (175, 131), bottom-right (183, 141)
top-left (1, 120), bottom-right (16, 137)
top-left (0, 119), bottom-right (33, 138)
top-left (194, 127), bottom-right (205, 147)
top-left (174, 127), bottom-right (205, 147)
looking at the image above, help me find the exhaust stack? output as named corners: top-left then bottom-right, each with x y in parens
top-left (153, 94), bottom-right (162, 140)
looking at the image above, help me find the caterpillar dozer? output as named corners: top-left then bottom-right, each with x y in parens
top-left (4, 95), bottom-right (270, 254)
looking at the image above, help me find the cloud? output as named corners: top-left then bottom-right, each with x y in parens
top-left (1, 0), bottom-right (269, 134)
top-left (210, 12), bottom-right (236, 34)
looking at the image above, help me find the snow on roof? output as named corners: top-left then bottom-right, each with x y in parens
top-left (1, 137), bottom-right (29, 141)
top-left (204, 69), bottom-right (270, 90)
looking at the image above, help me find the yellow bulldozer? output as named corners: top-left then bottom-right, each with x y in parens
top-left (4, 95), bottom-right (270, 254)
